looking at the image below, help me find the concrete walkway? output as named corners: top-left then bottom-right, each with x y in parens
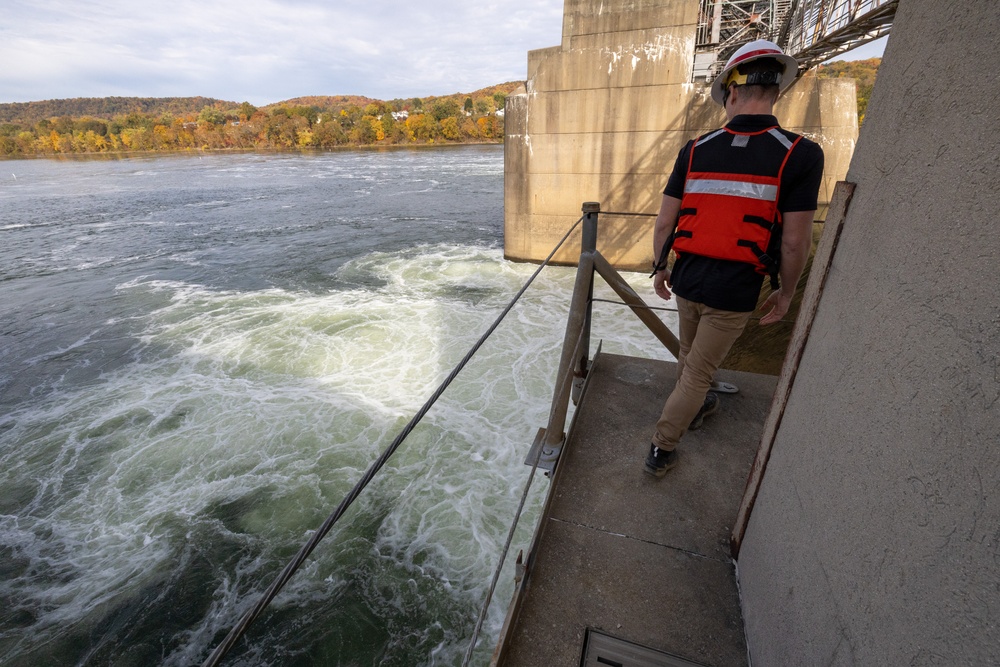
top-left (495, 352), bottom-right (777, 666)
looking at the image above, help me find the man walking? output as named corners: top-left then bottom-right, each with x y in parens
top-left (645, 40), bottom-right (824, 477)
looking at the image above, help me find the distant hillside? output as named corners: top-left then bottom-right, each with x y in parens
top-left (268, 95), bottom-right (380, 112)
top-left (0, 82), bottom-right (526, 125)
top-left (270, 82), bottom-right (524, 113)
top-left (0, 83), bottom-right (525, 157)
top-left (814, 57), bottom-right (881, 123)
top-left (0, 97), bottom-right (237, 125)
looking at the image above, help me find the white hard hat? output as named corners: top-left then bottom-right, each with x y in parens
top-left (710, 39), bottom-right (799, 106)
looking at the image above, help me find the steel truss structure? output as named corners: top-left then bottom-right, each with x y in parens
top-left (781, 0), bottom-right (897, 69)
top-left (693, 0), bottom-right (897, 81)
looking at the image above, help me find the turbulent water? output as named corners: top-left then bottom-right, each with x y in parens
top-left (0, 146), bottom-right (673, 666)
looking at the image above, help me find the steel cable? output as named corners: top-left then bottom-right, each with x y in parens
top-left (596, 210), bottom-right (657, 218)
top-left (201, 214), bottom-right (585, 667)
top-left (460, 431), bottom-right (544, 667)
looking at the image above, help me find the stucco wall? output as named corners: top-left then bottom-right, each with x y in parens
top-left (503, 0), bottom-right (857, 270)
top-left (737, 0), bottom-right (1000, 664)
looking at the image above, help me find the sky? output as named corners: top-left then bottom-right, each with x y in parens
top-left (828, 36), bottom-right (887, 62)
top-left (0, 0), bottom-right (566, 105)
top-left (1, 1), bottom-right (886, 107)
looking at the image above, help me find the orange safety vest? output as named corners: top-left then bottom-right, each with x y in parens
top-left (672, 126), bottom-right (802, 284)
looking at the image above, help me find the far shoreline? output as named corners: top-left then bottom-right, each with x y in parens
top-left (0, 140), bottom-right (505, 162)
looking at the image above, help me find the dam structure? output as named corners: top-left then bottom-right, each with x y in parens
top-left (493, 0), bottom-right (1000, 665)
top-left (503, 0), bottom-right (860, 270)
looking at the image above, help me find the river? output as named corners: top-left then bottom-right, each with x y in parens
top-left (0, 146), bottom-right (671, 666)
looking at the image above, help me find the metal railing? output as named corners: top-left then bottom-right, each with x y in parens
top-left (524, 200), bottom-right (804, 471)
top-left (200, 211), bottom-right (590, 666)
top-left (527, 202), bottom-right (680, 471)
top-left (200, 202), bottom-right (680, 665)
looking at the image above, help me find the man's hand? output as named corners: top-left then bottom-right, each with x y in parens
top-left (758, 290), bottom-right (791, 326)
top-left (760, 210), bottom-right (814, 326)
top-left (651, 195), bottom-right (681, 302)
top-left (653, 268), bottom-right (672, 301)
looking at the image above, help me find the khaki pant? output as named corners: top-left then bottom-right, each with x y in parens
top-left (652, 296), bottom-right (752, 450)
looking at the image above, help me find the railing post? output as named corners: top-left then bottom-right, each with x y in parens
top-left (581, 201), bottom-right (599, 253)
top-left (529, 203), bottom-right (601, 473)
top-left (575, 202), bottom-right (600, 404)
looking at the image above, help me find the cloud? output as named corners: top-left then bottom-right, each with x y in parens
top-left (0, 0), bottom-right (564, 104)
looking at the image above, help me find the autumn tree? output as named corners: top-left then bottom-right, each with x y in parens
top-left (313, 113), bottom-right (348, 147)
top-left (439, 116), bottom-right (460, 140)
top-left (264, 109), bottom-right (308, 147)
top-left (76, 117), bottom-right (107, 136)
top-left (121, 126), bottom-right (151, 150)
top-left (364, 101), bottom-right (390, 117)
top-left (430, 99), bottom-right (460, 121)
top-left (461, 117), bottom-right (479, 139)
top-left (380, 114), bottom-right (405, 143)
top-left (406, 113), bottom-right (438, 142)
top-left (477, 115), bottom-right (501, 139)
top-left (174, 118), bottom-right (196, 149)
top-left (338, 105), bottom-right (362, 130)
top-left (198, 106), bottom-right (226, 125)
top-left (289, 105), bottom-right (319, 125)
top-left (53, 115), bottom-right (74, 134)
top-left (16, 131), bottom-right (36, 153)
top-left (237, 101), bottom-right (258, 121)
top-left (815, 58), bottom-right (880, 124)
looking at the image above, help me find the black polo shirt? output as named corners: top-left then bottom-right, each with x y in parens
top-left (662, 114), bottom-right (825, 312)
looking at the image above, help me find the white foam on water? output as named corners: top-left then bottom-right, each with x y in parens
top-left (0, 243), bottom-right (675, 665)
top-left (184, 200), bottom-right (230, 208)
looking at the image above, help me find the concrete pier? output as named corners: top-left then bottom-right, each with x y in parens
top-left (503, 0), bottom-right (858, 271)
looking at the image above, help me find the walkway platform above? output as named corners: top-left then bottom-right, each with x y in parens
top-left (494, 352), bottom-right (777, 667)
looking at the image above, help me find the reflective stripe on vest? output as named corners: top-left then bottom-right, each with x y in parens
top-left (673, 126), bottom-right (801, 274)
top-left (683, 176), bottom-right (778, 202)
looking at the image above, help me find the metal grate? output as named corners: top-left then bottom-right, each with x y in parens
top-left (581, 629), bottom-right (711, 667)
